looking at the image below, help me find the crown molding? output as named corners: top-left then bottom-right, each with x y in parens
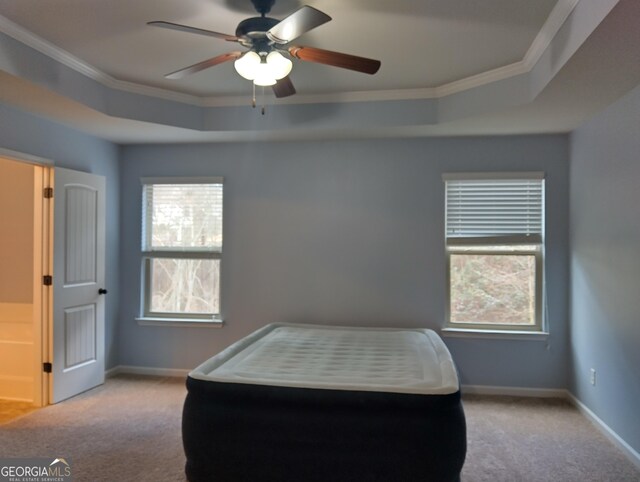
top-left (523, 0), bottom-right (581, 70)
top-left (205, 87), bottom-right (441, 107)
top-left (0, 13), bottom-right (103, 81)
top-left (434, 0), bottom-right (580, 97)
top-left (0, 13), bottom-right (205, 106)
top-left (434, 61), bottom-right (528, 98)
top-left (0, 0), bottom-right (581, 107)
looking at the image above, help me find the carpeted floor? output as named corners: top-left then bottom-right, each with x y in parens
top-left (461, 395), bottom-right (639, 481)
top-left (0, 375), bottom-right (638, 481)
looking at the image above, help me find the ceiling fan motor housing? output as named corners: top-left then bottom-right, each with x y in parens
top-left (236, 16), bottom-right (279, 46)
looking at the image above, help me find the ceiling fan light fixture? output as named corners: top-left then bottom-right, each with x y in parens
top-left (235, 51), bottom-right (291, 86)
top-left (151, 3), bottom-right (380, 100)
top-left (266, 51), bottom-right (293, 80)
top-left (234, 51), bottom-right (261, 80)
top-left (253, 61), bottom-right (278, 86)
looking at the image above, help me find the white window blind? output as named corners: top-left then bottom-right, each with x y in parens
top-left (445, 177), bottom-right (544, 243)
top-left (142, 183), bottom-right (223, 253)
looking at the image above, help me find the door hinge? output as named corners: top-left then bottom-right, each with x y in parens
top-left (43, 275), bottom-right (53, 286)
top-left (44, 187), bottom-right (53, 199)
top-left (43, 362), bottom-right (52, 373)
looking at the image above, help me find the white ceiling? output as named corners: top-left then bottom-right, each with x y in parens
top-left (0, 0), bottom-right (556, 97)
top-left (0, 0), bottom-right (638, 143)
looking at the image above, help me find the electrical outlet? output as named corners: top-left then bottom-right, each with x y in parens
top-left (590, 368), bottom-right (596, 386)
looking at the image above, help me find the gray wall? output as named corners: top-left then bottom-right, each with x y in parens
top-left (569, 83), bottom-right (640, 454)
top-left (119, 135), bottom-right (569, 388)
top-left (0, 102), bottom-right (120, 369)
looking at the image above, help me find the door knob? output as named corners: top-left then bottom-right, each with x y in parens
top-left (98, 288), bottom-right (108, 295)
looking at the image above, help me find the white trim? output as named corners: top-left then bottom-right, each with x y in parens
top-left (116, 365), bottom-right (190, 378)
top-left (202, 87), bottom-right (443, 106)
top-left (101, 77), bottom-right (206, 107)
top-left (521, 0), bottom-right (582, 71)
top-left (442, 329), bottom-right (549, 341)
top-left (566, 392), bottom-right (640, 470)
top-left (446, 236), bottom-right (543, 246)
top-left (0, 14), bottom-right (104, 82)
top-left (104, 366), bottom-right (121, 378)
top-left (0, 0), bottom-right (582, 106)
top-left (0, 148), bottom-right (53, 166)
top-left (136, 317), bottom-right (224, 328)
top-left (435, 62), bottom-right (527, 98)
top-left (461, 385), bottom-right (566, 398)
top-left (141, 251), bottom-right (221, 259)
top-left (140, 176), bottom-right (224, 185)
top-left (0, 395), bottom-right (34, 403)
top-left (0, 14), bottom-right (204, 107)
top-left (442, 171), bottom-right (545, 181)
top-left (101, 367), bottom-right (640, 468)
top-left (460, 385), bottom-right (640, 469)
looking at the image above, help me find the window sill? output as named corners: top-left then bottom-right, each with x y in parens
top-left (440, 327), bottom-right (548, 341)
top-left (135, 317), bottom-right (224, 328)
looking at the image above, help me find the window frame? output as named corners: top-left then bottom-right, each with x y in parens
top-left (139, 177), bottom-right (223, 323)
top-left (443, 173), bottom-right (545, 333)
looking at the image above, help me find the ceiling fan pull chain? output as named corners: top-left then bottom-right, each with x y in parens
top-left (252, 82), bottom-right (256, 108)
top-left (261, 85), bottom-right (266, 115)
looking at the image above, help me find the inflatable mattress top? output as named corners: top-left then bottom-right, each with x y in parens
top-left (189, 323), bottom-right (459, 395)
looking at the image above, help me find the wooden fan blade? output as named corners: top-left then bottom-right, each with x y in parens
top-left (266, 6), bottom-right (331, 44)
top-left (148, 21), bottom-right (238, 42)
top-left (165, 52), bottom-right (242, 79)
top-left (272, 76), bottom-right (296, 98)
top-left (289, 46), bottom-right (381, 74)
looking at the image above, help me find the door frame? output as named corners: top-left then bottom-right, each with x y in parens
top-left (0, 148), bottom-right (53, 407)
top-left (40, 165), bottom-right (53, 406)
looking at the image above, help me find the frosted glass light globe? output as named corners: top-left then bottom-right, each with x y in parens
top-left (266, 51), bottom-right (293, 80)
top-left (234, 51), bottom-right (261, 80)
top-left (253, 62), bottom-right (277, 86)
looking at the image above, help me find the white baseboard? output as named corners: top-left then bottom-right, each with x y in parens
top-left (104, 366), bottom-right (121, 378)
top-left (463, 384), bottom-right (640, 470)
top-left (461, 384), bottom-right (567, 398)
top-left (113, 365), bottom-right (190, 378)
top-left (0, 395), bottom-right (33, 403)
top-left (566, 392), bottom-right (640, 470)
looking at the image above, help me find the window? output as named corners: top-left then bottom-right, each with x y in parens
top-left (140, 178), bottom-right (223, 322)
top-left (443, 173), bottom-right (544, 332)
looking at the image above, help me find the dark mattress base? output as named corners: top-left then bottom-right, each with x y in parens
top-left (183, 376), bottom-right (466, 482)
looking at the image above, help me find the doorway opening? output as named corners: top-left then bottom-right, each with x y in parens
top-left (0, 154), bottom-right (52, 412)
top-left (0, 150), bottom-right (106, 416)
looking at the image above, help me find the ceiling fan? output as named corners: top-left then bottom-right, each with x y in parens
top-left (148, 0), bottom-right (381, 99)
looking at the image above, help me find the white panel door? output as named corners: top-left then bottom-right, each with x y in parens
top-left (52, 168), bottom-right (105, 403)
